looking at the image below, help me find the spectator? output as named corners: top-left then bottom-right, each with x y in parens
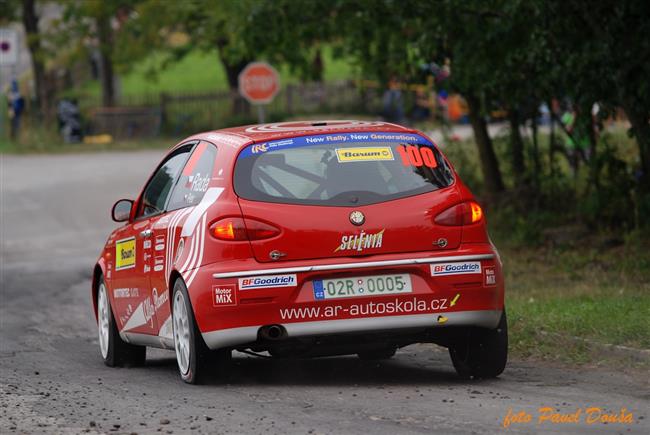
top-left (7, 80), bottom-right (25, 141)
top-left (411, 87), bottom-right (433, 122)
top-left (381, 76), bottom-right (404, 123)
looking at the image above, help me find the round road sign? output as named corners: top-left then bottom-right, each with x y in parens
top-left (238, 62), bottom-right (280, 105)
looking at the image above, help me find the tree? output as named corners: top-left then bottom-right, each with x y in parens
top-left (60, 0), bottom-right (141, 107)
top-left (21, 0), bottom-right (48, 114)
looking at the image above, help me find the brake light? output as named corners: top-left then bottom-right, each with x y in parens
top-left (434, 201), bottom-right (483, 226)
top-left (209, 217), bottom-right (280, 241)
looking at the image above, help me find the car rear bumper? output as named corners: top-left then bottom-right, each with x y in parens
top-left (186, 245), bottom-right (505, 350)
top-left (201, 309), bottom-right (502, 349)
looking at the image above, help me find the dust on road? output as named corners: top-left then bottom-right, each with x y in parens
top-left (1, 151), bottom-right (648, 434)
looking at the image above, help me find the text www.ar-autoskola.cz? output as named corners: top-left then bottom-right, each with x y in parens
top-left (279, 297), bottom-right (448, 320)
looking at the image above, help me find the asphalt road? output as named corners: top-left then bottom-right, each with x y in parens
top-left (1, 150), bottom-right (648, 434)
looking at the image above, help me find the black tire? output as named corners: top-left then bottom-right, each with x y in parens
top-left (357, 346), bottom-right (397, 361)
top-left (449, 310), bottom-right (508, 379)
top-left (96, 277), bottom-right (146, 367)
top-left (172, 279), bottom-right (230, 384)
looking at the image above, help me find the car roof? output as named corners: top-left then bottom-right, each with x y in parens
top-left (184, 120), bottom-right (420, 149)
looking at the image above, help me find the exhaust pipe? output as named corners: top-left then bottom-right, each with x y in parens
top-left (258, 324), bottom-right (287, 341)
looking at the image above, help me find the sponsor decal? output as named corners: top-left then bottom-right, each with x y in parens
top-left (251, 144), bottom-right (268, 154)
top-left (335, 146), bottom-right (394, 163)
top-left (279, 297), bottom-right (449, 320)
top-left (238, 131), bottom-right (436, 159)
top-left (239, 274), bottom-right (297, 290)
top-left (142, 297), bottom-right (155, 326)
top-left (212, 285), bottom-right (237, 306)
top-left (187, 172), bottom-right (210, 193)
top-left (335, 229), bottom-right (384, 253)
top-left (143, 240), bottom-right (152, 249)
top-left (152, 287), bottom-right (168, 311)
top-left (114, 287), bottom-right (139, 298)
top-left (484, 266), bottom-right (496, 286)
top-left (430, 261), bottom-right (481, 276)
top-left (144, 264), bottom-right (151, 273)
top-left (154, 256), bottom-right (164, 272)
top-left (115, 237), bottom-right (136, 270)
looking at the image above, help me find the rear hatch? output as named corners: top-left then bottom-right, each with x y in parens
top-left (234, 132), bottom-right (460, 263)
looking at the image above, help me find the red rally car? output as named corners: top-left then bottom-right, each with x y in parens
top-left (93, 120), bottom-right (507, 384)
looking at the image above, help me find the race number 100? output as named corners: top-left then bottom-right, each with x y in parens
top-left (396, 145), bottom-right (438, 168)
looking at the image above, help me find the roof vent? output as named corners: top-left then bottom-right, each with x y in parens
top-left (311, 122), bottom-right (327, 127)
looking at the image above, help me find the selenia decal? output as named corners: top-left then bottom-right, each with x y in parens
top-left (115, 237), bottom-right (136, 270)
top-left (335, 229), bottom-right (385, 253)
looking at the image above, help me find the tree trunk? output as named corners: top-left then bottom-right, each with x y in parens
top-left (22, 0), bottom-right (47, 114)
top-left (548, 100), bottom-right (556, 178)
top-left (216, 42), bottom-right (251, 117)
top-left (508, 108), bottom-right (526, 184)
top-left (531, 115), bottom-right (541, 189)
top-left (310, 49), bottom-right (323, 82)
top-left (466, 93), bottom-right (505, 197)
top-left (621, 99), bottom-right (650, 192)
top-left (96, 14), bottom-right (115, 107)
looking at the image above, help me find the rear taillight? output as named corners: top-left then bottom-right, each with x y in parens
top-left (434, 201), bottom-right (483, 226)
top-left (209, 217), bottom-right (280, 241)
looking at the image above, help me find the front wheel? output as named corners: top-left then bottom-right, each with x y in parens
top-left (448, 310), bottom-right (508, 379)
top-left (97, 277), bottom-right (145, 367)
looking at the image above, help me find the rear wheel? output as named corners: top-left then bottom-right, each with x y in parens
top-left (97, 277), bottom-right (145, 367)
top-left (448, 311), bottom-right (508, 379)
top-left (172, 279), bottom-right (230, 384)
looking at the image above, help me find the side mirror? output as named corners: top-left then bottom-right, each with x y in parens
top-left (111, 199), bottom-right (134, 222)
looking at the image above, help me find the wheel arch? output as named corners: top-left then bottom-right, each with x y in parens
top-left (168, 269), bottom-right (184, 312)
top-left (91, 262), bottom-right (105, 321)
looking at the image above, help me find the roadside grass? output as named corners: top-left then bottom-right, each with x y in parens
top-left (73, 46), bottom-right (359, 99)
top-left (501, 242), bottom-right (650, 365)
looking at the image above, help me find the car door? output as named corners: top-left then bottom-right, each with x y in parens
top-left (113, 146), bottom-right (192, 336)
top-left (149, 141), bottom-right (219, 339)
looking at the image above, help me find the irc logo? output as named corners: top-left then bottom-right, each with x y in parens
top-left (251, 144), bottom-right (268, 154)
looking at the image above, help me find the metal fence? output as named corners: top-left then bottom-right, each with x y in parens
top-left (82, 81), bottom-right (400, 139)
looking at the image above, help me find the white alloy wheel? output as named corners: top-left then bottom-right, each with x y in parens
top-left (97, 283), bottom-right (110, 359)
top-left (173, 290), bottom-right (191, 376)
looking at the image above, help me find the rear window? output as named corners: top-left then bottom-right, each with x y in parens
top-left (234, 132), bottom-right (454, 206)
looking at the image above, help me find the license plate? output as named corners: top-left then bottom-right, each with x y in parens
top-left (312, 274), bottom-right (412, 300)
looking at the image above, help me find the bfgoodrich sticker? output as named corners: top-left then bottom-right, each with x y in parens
top-left (239, 274), bottom-right (297, 290)
top-left (430, 261), bottom-right (481, 276)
